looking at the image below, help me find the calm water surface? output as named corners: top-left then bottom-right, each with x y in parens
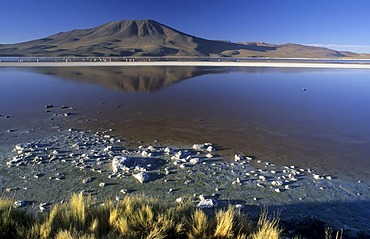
top-left (1, 66), bottom-right (370, 180)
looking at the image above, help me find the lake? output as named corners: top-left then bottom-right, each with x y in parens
top-left (1, 66), bottom-right (370, 181)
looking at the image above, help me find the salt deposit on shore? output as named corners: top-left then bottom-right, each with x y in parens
top-left (1, 60), bottom-right (370, 69)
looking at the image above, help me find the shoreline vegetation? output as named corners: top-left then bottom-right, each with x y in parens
top-left (1, 57), bottom-right (370, 69)
top-left (0, 193), bottom-right (349, 239)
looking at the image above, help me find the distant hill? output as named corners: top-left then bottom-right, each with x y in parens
top-left (0, 19), bottom-right (365, 58)
top-left (233, 42), bottom-right (358, 58)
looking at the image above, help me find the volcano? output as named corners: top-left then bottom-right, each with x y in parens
top-left (0, 19), bottom-right (359, 58)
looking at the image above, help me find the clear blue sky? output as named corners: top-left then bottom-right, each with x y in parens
top-left (1, 0), bottom-right (370, 52)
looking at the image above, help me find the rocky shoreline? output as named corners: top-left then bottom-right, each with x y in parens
top-left (1, 127), bottom-right (369, 235)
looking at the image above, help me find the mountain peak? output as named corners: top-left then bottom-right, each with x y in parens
top-left (93, 19), bottom-right (168, 38)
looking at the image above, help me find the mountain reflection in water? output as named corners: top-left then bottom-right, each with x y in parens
top-left (29, 66), bottom-right (318, 92)
top-left (29, 66), bottom-right (227, 92)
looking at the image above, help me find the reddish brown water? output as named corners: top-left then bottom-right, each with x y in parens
top-left (1, 66), bottom-right (370, 181)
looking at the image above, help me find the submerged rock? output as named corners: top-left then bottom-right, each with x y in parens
top-left (196, 198), bottom-right (218, 208)
top-left (206, 153), bottom-right (213, 158)
top-left (82, 177), bottom-right (93, 184)
top-left (206, 146), bottom-right (215, 152)
top-left (6, 156), bottom-right (23, 167)
top-left (14, 200), bottom-right (26, 208)
top-left (39, 203), bottom-right (50, 212)
top-left (192, 144), bottom-right (204, 151)
top-left (5, 187), bottom-right (19, 192)
top-left (133, 172), bottom-right (150, 183)
top-left (164, 147), bottom-right (172, 154)
top-left (192, 143), bottom-right (214, 152)
top-left (189, 157), bottom-right (201, 165)
top-left (112, 156), bottom-right (135, 173)
top-left (234, 154), bottom-right (243, 161)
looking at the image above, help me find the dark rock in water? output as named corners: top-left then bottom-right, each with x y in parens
top-left (5, 115), bottom-right (10, 118)
top-left (45, 104), bottom-right (54, 108)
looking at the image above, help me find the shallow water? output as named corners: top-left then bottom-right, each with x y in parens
top-left (1, 66), bottom-right (370, 181)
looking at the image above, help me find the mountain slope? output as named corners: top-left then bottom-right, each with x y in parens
top-left (0, 19), bottom-right (360, 58)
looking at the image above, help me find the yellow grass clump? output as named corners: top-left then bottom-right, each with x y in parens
top-left (30, 194), bottom-right (113, 239)
top-left (0, 194), bottom-right (354, 239)
top-left (54, 229), bottom-right (96, 239)
top-left (188, 209), bottom-right (210, 238)
top-left (250, 209), bottom-right (282, 239)
top-left (325, 227), bottom-right (343, 239)
top-left (0, 198), bottom-right (34, 239)
top-left (214, 207), bottom-right (236, 238)
top-left (109, 194), bottom-right (188, 238)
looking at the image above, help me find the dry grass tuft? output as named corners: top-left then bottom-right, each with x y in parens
top-left (110, 194), bottom-right (189, 238)
top-left (0, 198), bottom-right (33, 239)
top-left (54, 229), bottom-right (96, 239)
top-left (236, 234), bottom-right (247, 239)
top-left (69, 194), bottom-right (88, 228)
top-left (188, 209), bottom-right (210, 239)
top-left (35, 194), bottom-right (113, 238)
top-left (0, 194), bottom-right (350, 239)
top-left (55, 229), bottom-right (74, 239)
top-left (250, 209), bottom-right (282, 239)
top-left (214, 207), bottom-right (235, 238)
top-left (325, 227), bottom-right (343, 239)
